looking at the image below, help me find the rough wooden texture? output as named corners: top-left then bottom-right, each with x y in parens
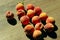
top-left (0, 0), bottom-right (60, 40)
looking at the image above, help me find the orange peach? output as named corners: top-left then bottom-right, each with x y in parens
top-left (16, 3), bottom-right (24, 11)
top-left (24, 24), bottom-right (34, 35)
top-left (46, 17), bottom-right (55, 23)
top-left (33, 30), bottom-right (42, 39)
top-left (27, 10), bottom-right (35, 18)
top-left (34, 6), bottom-right (42, 15)
top-left (39, 12), bottom-right (48, 21)
top-left (6, 11), bottom-right (14, 19)
top-left (32, 16), bottom-right (40, 25)
top-left (35, 22), bottom-right (44, 30)
top-left (44, 23), bottom-right (54, 32)
top-left (26, 4), bottom-right (34, 10)
top-left (20, 15), bottom-right (30, 25)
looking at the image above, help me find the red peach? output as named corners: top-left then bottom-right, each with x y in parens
top-left (32, 16), bottom-right (40, 25)
top-left (16, 3), bottom-right (24, 11)
top-left (27, 10), bottom-right (35, 18)
top-left (44, 23), bottom-right (54, 32)
top-left (39, 12), bottom-right (48, 21)
top-left (24, 24), bottom-right (34, 35)
top-left (6, 11), bottom-right (14, 19)
top-left (34, 6), bottom-right (42, 15)
top-left (35, 22), bottom-right (44, 30)
top-left (20, 15), bottom-right (30, 25)
top-left (46, 17), bottom-right (55, 23)
top-left (33, 30), bottom-right (42, 39)
top-left (17, 9), bottom-right (25, 17)
top-left (26, 4), bottom-right (34, 10)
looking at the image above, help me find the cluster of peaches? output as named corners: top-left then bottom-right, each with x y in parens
top-left (6, 3), bottom-right (55, 39)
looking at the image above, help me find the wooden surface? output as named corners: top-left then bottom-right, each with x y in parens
top-left (0, 0), bottom-right (60, 40)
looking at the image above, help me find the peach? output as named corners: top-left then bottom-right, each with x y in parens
top-left (44, 23), bottom-right (54, 32)
top-left (35, 22), bottom-right (44, 30)
top-left (33, 30), bottom-right (42, 39)
top-left (34, 6), bottom-right (42, 15)
top-left (24, 24), bottom-right (34, 35)
top-left (20, 15), bottom-right (30, 25)
top-left (39, 12), bottom-right (48, 21)
top-left (27, 10), bottom-right (35, 18)
top-left (6, 11), bottom-right (14, 19)
top-left (26, 4), bottom-right (34, 10)
top-left (16, 3), bottom-right (24, 11)
top-left (46, 17), bottom-right (55, 23)
top-left (32, 16), bottom-right (40, 25)
top-left (17, 9), bottom-right (25, 17)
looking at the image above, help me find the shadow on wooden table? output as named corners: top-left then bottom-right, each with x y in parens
top-left (7, 18), bottom-right (17, 26)
top-left (46, 31), bottom-right (57, 39)
top-left (53, 24), bottom-right (58, 31)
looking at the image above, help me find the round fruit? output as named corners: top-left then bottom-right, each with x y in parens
top-left (26, 4), bottom-right (34, 10)
top-left (44, 23), bottom-right (54, 32)
top-left (35, 22), bottom-right (44, 30)
top-left (27, 10), bottom-right (35, 18)
top-left (6, 11), bottom-right (14, 19)
top-left (33, 30), bottom-right (42, 39)
top-left (32, 16), bottom-right (40, 25)
top-left (20, 15), bottom-right (30, 25)
top-left (39, 12), bottom-right (48, 21)
top-left (16, 3), bottom-right (24, 11)
top-left (24, 24), bottom-right (34, 35)
top-left (34, 6), bottom-right (42, 15)
top-left (17, 9), bottom-right (25, 17)
top-left (46, 17), bottom-right (55, 23)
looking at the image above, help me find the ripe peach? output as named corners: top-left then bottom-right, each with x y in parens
top-left (44, 23), bottom-right (54, 32)
top-left (17, 9), bottom-right (25, 18)
top-left (20, 15), bottom-right (30, 25)
top-left (39, 12), bottom-right (48, 21)
top-left (26, 4), bottom-right (34, 10)
top-left (6, 11), bottom-right (14, 19)
top-left (32, 16), bottom-right (40, 25)
top-left (34, 6), bottom-right (42, 15)
top-left (24, 24), bottom-right (34, 35)
top-left (46, 17), bottom-right (55, 24)
top-left (16, 3), bottom-right (24, 11)
top-left (35, 22), bottom-right (44, 30)
top-left (27, 10), bottom-right (35, 18)
top-left (33, 30), bottom-right (42, 39)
